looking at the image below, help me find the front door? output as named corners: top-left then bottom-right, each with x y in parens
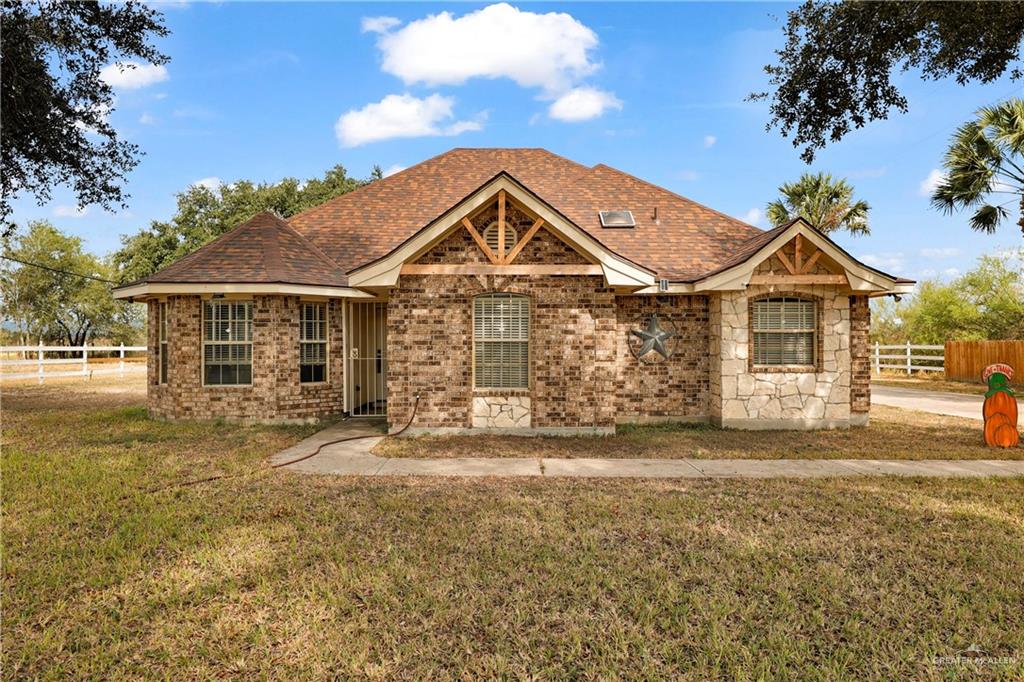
top-left (347, 301), bottom-right (388, 416)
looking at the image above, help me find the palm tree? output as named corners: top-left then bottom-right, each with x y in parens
top-left (766, 172), bottom-right (870, 235)
top-left (932, 98), bottom-right (1024, 235)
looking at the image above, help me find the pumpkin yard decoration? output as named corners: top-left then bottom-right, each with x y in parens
top-left (982, 363), bottom-right (1019, 448)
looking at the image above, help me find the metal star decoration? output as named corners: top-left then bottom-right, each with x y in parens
top-left (629, 313), bottom-right (675, 362)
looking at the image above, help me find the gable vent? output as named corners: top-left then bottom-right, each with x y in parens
top-left (483, 221), bottom-right (517, 256)
top-left (599, 210), bottom-right (635, 228)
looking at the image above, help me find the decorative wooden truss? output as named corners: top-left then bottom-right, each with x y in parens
top-left (747, 234), bottom-right (849, 286)
top-left (400, 190), bottom-right (604, 276)
top-left (463, 190), bottom-right (545, 265)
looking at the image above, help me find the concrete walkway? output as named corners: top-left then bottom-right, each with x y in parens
top-left (271, 419), bottom-right (1024, 479)
top-left (871, 384), bottom-right (992, 420)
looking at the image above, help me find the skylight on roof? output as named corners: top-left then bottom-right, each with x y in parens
top-left (599, 210), bottom-right (635, 228)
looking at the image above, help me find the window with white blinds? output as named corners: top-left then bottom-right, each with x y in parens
top-left (482, 222), bottom-right (517, 257)
top-left (300, 302), bottom-right (328, 383)
top-left (752, 297), bottom-right (816, 366)
top-left (474, 293), bottom-right (529, 389)
top-left (202, 301), bottom-right (253, 385)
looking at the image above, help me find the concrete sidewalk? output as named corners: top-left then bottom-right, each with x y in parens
top-left (271, 420), bottom-right (1024, 479)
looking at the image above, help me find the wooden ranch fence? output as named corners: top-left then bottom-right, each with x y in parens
top-left (872, 342), bottom-right (945, 374)
top-left (0, 344), bottom-right (146, 383)
top-left (944, 340), bottom-right (1024, 382)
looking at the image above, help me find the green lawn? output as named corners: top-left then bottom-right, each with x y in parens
top-left (376, 405), bottom-right (1020, 460)
top-left (3, 381), bottom-right (1024, 679)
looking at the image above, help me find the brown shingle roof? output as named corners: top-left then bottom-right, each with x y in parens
top-left (288, 148), bottom-right (764, 281)
top-left (143, 211), bottom-right (348, 286)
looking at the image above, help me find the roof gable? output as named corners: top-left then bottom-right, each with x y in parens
top-left (691, 218), bottom-right (914, 293)
top-left (287, 148), bottom-right (763, 281)
top-left (346, 174), bottom-right (655, 289)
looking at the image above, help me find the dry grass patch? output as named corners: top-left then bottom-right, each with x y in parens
top-left (4, 384), bottom-right (1024, 678)
top-left (872, 373), bottom-right (987, 396)
top-left (376, 405), bottom-right (1019, 460)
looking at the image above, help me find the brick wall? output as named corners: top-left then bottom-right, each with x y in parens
top-left (849, 295), bottom-right (871, 420)
top-left (613, 296), bottom-right (709, 420)
top-left (387, 227), bottom-right (710, 431)
top-left (148, 295), bottom-right (344, 422)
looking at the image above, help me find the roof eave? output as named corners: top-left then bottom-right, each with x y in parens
top-left (686, 218), bottom-right (914, 294)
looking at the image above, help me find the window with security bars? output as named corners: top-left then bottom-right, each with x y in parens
top-left (158, 302), bottom-right (168, 384)
top-left (300, 302), bottom-right (328, 383)
top-left (752, 297), bottom-right (817, 366)
top-left (474, 293), bottom-right (529, 389)
top-left (202, 300), bottom-right (253, 385)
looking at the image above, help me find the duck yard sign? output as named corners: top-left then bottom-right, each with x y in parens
top-left (982, 364), bottom-right (1020, 448)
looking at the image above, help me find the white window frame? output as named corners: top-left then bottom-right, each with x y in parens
top-left (300, 302), bottom-right (329, 384)
top-left (157, 301), bottom-right (168, 385)
top-left (751, 296), bottom-right (817, 368)
top-left (201, 300), bottom-right (253, 386)
top-left (473, 293), bottom-right (530, 390)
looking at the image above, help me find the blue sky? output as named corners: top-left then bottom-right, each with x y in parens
top-left (12, 1), bottom-right (1024, 280)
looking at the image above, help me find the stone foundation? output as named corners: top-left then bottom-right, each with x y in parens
top-left (472, 395), bottom-right (532, 428)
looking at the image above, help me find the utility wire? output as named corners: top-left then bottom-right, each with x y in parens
top-left (0, 254), bottom-right (117, 284)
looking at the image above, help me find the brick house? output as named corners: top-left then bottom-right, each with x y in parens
top-left (114, 148), bottom-right (912, 433)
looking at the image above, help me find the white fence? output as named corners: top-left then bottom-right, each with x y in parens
top-left (872, 342), bottom-right (944, 374)
top-left (1, 343), bottom-right (147, 382)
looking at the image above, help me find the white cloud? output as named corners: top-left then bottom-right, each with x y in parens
top-left (383, 164), bottom-right (407, 177)
top-left (920, 247), bottom-right (961, 259)
top-left (99, 61), bottom-right (169, 90)
top-left (860, 252), bottom-right (905, 274)
top-left (703, 135), bottom-right (717, 148)
top-left (53, 205), bottom-right (88, 218)
top-left (942, 267), bottom-right (961, 278)
top-left (548, 87), bottom-right (621, 122)
top-left (678, 170), bottom-right (700, 181)
top-left (362, 16), bottom-right (401, 34)
top-left (742, 208), bottom-right (763, 226)
top-left (192, 177), bottom-right (222, 191)
top-left (369, 3), bottom-right (600, 94)
top-left (919, 168), bottom-right (945, 197)
top-left (139, 112), bottom-right (157, 125)
top-left (335, 93), bottom-right (483, 147)
top-left (919, 268), bottom-right (937, 278)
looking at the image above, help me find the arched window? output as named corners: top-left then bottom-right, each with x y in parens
top-left (751, 296), bottom-right (816, 367)
top-left (473, 293), bottom-right (529, 388)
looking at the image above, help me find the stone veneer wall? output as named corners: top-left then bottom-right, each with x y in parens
top-left (148, 295), bottom-right (344, 422)
top-left (849, 295), bottom-right (871, 424)
top-left (708, 285), bottom-right (856, 429)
